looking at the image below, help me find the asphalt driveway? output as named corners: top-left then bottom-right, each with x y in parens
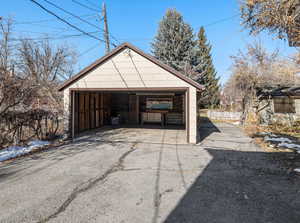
top-left (0, 120), bottom-right (299, 223)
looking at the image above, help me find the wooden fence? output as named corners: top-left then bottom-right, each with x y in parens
top-left (207, 110), bottom-right (242, 121)
top-left (0, 109), bottom-right (63, 148)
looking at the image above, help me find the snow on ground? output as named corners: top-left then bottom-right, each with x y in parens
top-left (278, 142), bottom-right (300, 153)
top-left (27, 140), bottom-right (50, 149)
top-left (263, 134), bottom-right (300, 153)
top-left (294, 168), bottom-right (300, 173)
top-left (264, 136), bottom-right (292, 143)
top-left (0, 140), bottom-right (50, 162)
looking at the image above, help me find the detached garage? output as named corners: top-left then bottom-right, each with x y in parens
top-left (59, 43), bottom-right (204, 143)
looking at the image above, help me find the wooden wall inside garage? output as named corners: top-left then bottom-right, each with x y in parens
top-left (139, 94), bottom-right (184, 112)
top-left (74, 92), bottom-right (111, 134)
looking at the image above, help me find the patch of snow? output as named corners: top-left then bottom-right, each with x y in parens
top-left (294, 168), bottom-right (300, 173)
top-left (269, 133), bottom-right (278, 137)
top-left (264, 136), bottom-right (292, 143)
top-left (0, 146), bottom-right (30, 162)
top-left (232, 121), bottom-right (240, 125)
top-left (0, 140), bottom-right (50, 162)
top-left (27, 140), bottom-right (50, 149)
top-left (278, 142), bottom-right (300, 152)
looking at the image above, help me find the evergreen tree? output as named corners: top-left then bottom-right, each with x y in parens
top-left (193, 27), bottom-right (220, 108)
top-left (152, 10), bottom-right (220, 108)
top-left (151, 9), bottom-right (195, 73)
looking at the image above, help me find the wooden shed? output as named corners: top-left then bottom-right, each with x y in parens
top-left (58, 42), bottom-right (204, 143)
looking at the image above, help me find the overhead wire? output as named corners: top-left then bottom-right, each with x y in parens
top-left (41, 0), bottom-right (120, 47)
top-left (13, 13), bottom-right (97, 25)
top-left (202, 14), bottom-right (239, 28)
top-left (29, 0), bottom-right (106, 43)
top-left (78, 43), bottom-right (100, 57)
top-left (71, 0), bottom-right (99, 12)
top-left (9, 30), bottom-right (101, 41)
top-left (41, 0), bottom-right (100, 30)
top-left (117, 14), bottom-right (240, 42)
top-left (83, 0), bottom-right (99, 9)
top-left (111, 59), bottom-right (129, 88)
top-left (127, 49), bottom-right (147, 87)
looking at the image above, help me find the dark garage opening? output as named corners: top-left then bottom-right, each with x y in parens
top-left (72, 91), bottom-right (186, 135)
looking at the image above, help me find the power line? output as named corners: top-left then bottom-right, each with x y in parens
top-left (128, 50), bottom-right (147, 87)
top-left (78, 43), bottom-right (100, 57)
top-left (14, 15), bottom-right (100, 35)
top-left (40, 0), bottom-right (120, 47)
top-left (13, 13), bottom-right (97, 25)
top-left (108, 14), bottom-right (240, 43)
top-left (71, 0), bottom-right (99, 12)
top-left (42, 0), bottom-right (100, 30)
top-left (29, 0), bottom-right (105, 42)
top-left (203, 14), bottom-right (239, 28)
top-left (9, 30), bottom-right (101, 41)
top-left (70, 1), bottom-right (120, 48)
top-left (83, 0), bottom-right (99, 9)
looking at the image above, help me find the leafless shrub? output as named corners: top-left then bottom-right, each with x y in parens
top-left (222, 41), bottom-right (300, 122)
top-left (0, 18), bottom-right (76, 147)
top-left (0, 110), bottom-right (61, 147)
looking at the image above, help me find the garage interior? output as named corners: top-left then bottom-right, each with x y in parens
top-left (72, 90), bottom-right (186, 135)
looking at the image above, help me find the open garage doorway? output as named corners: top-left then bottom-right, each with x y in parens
top-left (72, 90), bottom-right (187, 139)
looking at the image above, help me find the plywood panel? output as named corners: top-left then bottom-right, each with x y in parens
top-left (74, 92), bottom-right (79, 133)
top-left (90, 93), bottom-right (95, 129)
top-left (95, 93), bottom-right (100, 128)
top-left (100, 93), bottom-right (104, 126)
top-left (103, 93), bottom-right (111, 125)
top-left (84, 93), bottom-right (90, 130)
top-left (129, 95), bottom-right (138, 124)
top-left (79, 93), bottom-right (85, 131)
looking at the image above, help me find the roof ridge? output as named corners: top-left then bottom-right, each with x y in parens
top-left (58, 42), bottom-right (204, 91)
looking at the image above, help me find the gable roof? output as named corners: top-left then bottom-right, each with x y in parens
top-left (58, 42), bottom-right (204, 91)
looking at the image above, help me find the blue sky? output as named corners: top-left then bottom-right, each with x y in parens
top-left (1, 0), bottom-right (297, 85)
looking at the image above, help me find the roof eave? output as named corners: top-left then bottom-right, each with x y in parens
top-left (58, 42), bottom-right (204, 91)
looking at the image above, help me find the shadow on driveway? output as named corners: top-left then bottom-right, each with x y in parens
top-left (164, 148), bottom-right (300, 223)
top-left (198, 117), bottom-right (221, 142)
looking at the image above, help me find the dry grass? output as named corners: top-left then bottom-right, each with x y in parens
top-left (243, 121), bottom-right (299, 152)
top-left (266, 121), bottom-right (300, 140)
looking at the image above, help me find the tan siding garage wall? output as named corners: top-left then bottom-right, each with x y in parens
top-left (188, 87), bottom-right (197, 143)
top-left (65, 49), bottom-right (191, 89)
top-left (63, 47), bottom-right (199, 143)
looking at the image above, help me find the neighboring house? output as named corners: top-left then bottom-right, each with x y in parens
top-left (58, 42), bottom-right (204, 143)
top-left (255, 86), bottom-right (300, 125)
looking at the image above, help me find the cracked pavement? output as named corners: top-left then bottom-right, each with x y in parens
top-left (0, 121), bottom-right (300, 223)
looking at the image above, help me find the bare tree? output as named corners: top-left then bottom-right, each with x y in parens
top-left (240, 0), bottom-right (300, 45)
top-left (17, 39), bottom-right (76, 111)
top-left (0, 18), bottom-right (36, 117)
top-left (0, 18), bottom-right (77, 147)
top-left (222, 41), bottom-right (300, 121)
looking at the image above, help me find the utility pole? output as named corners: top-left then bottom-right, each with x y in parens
top-left (102, 2), bottom-right (110, 53)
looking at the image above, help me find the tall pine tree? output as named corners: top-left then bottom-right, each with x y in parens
top-left (151, 9), bottom-right (195, 74)
top-left (152, 10), bottom-right (220, 108)
top-left (193, 27), bottom-right (220, 108)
